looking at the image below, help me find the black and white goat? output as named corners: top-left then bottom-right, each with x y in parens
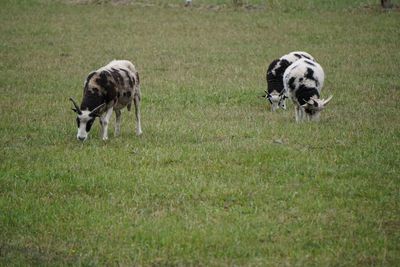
top-left (263, 51), bottom-right (315, 111)
top-left (283, 58), bottom-right (332, 122)
top-left (70, 60), bottom-right (142, 141)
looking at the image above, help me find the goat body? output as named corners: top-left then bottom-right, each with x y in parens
top-left (283, 58), bottom-right (332, 122)
top-left (70, 60), bottom-right (142, 141)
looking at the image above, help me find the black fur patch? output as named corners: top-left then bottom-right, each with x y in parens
top-left (294, 53), bottom-right (302, 59)
top-left (110, 68), bottom-right (124, 86)
top-left (76, 117), bottom-right (80, 128)
top-left (127, 75), bottom-right (134, 88)
top-left (81, 90), bottom-right (104, 111)
top-left (305, 67), bottom-right (319, 87)
top-left (305, 60), bottom-right (315, 66)
top-left (86, 118), bottom-right (95, 132)
top-left (288, 77), bottom-right (296, 91)
top-left (96, 71), bottom-right (109, 89)
top-left (279, 59), bottom-right (291, 71)
top-left (295, 85), bottom-right (320, 105)
top-left (94, 71), bottom-right (117, 103)
top-left (305, 68), bottom-right (314, 80)
top-left (120, 69), bottom-right (134, 88)
top-left (304, 108), bottom-right (317, 115)
top-left (267, 59), bottom-right (280, 75)
top-left (105, 81), bottom-right (117, 103)
top-left (267, 78), bottom-right (284, 93)
top-left (266, 59), bottom-right (290, 93)
top-left (82, 71), bottom-right (107, 111)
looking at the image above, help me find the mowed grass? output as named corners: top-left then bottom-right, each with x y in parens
top-left (0, 0), bottom-right (399, 265)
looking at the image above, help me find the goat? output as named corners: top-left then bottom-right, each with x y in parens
top-left (283, 58), bottom-right (332, 122)
top-left (263, 51), bottom-right (315, 111)
top-left (70, 60), bottom-right (142, 141)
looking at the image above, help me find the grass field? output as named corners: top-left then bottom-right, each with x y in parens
top-left (1, 0), bottom-right (399, 265)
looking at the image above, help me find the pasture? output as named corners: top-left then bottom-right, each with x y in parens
top-left (0, 0), bottom-right (399, 265)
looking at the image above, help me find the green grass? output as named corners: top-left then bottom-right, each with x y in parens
top-left (1, 0), bottom-right (399, 266)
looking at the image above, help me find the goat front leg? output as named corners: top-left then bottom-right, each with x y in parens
top-left (295, 106), bottom-right (301, 123)
top-left (133, 94), bottom-right (142, 136)
top-left (115, 109), bottom-right (121, 136)
top-left (271, 103), bottom-right (277, 112)
top-left (100, 107), bottom-right (114, 141)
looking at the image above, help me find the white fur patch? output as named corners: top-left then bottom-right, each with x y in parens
top-left (98, 60), bottom-right (137, 74)
top-left (76, 110), bottom-right (93, 141)
top-left (280, 51), bottom-right (315, 64)
top-left (283, 59), bottom-right (325, 98)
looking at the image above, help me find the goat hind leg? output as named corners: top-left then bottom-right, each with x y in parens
top-left (115, 109), bottom-right (121, 136)
top-left (133, 94), bottom-right (142, 136)
top-left (295, 106), bottom-right (300, 123)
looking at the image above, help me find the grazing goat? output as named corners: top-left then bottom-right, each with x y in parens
top-left (263, 51), bottom-right (315, 111)
top-left (70, 60), bottom-right (142, 141)
top-left (283, 58), bottom-right (332, 122)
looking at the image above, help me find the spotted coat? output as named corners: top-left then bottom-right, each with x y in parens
top-left (283, 58), bottom-right (331, 122)
top-left (71, 60), bottom-right (142, 141)
top-left (264, 51), bottom-right (315, 111)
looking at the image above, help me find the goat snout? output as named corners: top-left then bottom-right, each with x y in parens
top-left (77, 136), bottom-right (86, 142)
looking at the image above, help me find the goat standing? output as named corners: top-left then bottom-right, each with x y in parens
top-left (70, 60), bottom-right (142, 141)
top-left (283, 58), bottom-right (332, 122)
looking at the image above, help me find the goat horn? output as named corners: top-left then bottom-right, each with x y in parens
top-left (89, 103), bottom-right (106, 117)
top-left (259, 92), bottom-right (267, 98)
top-left (69, 97), bottom-right (82, 114)
top-left (323, 95), bottom-right (333, 106)
top-left (302, 99), bottom-right (312, 106)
